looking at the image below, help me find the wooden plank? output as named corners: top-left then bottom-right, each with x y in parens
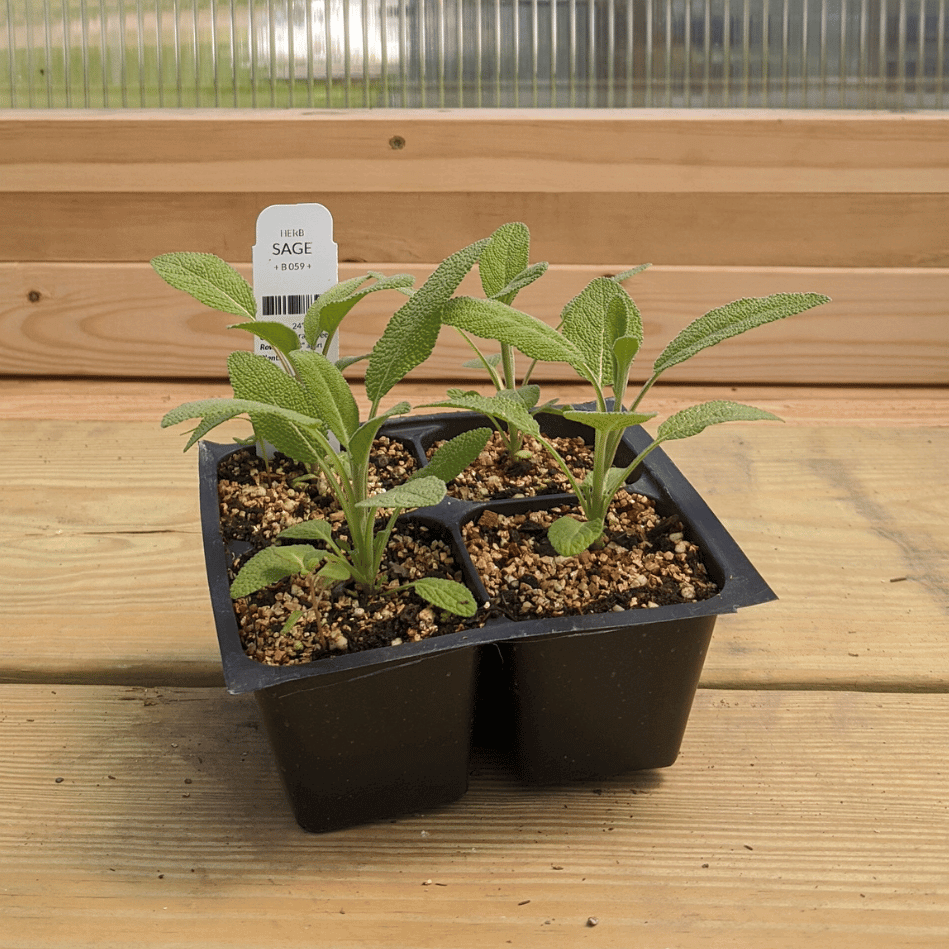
top-left (4, 110), bottom-right (948, 193)
top-left (1, 379), bottom-right (948, 426)
top-left (6, 191), bottom-right (948, 267)
top-left (3, 263), bottom-right (947, 385)
top-left (1, 420), bottom-right (947, 690)
top-left (1, 685), bottom-right (947, 948)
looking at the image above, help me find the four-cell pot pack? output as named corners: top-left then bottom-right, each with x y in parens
top-left (198, 409), bottom-right (776, 833)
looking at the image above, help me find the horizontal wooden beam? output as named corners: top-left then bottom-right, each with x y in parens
top-left (2, 262), bottom-right (946, 385)
top-left (3, 110), bottom-right (948, 193)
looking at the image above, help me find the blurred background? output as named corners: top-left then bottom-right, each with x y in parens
top-left (3, 0), bottom-right (947, 108)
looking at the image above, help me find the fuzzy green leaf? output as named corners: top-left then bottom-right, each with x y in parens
top-left (653, 292), bottom-right (831, 376)
top-left (413, 577), bottom-right (477, 617)
top-left (227, 351), bottom-right (327, 455)
top-left (228, 320), bottom-right (301, 358)
top-left (500, 384), bottom-right (541, 411)
top-left (462, 353), bottom-right (502, 370)
top-left (441, 297), bottom-right (585, 369)
top-left (230, 544), bottom-right (324, 599)
top-left (562, 409), bottom-right (656, 433)
top-left (480, 222), bottom-right (531, 300)
top-left (151, 252), bottom-right (256, 319)
top-left (288, 350), bottom-right (359, 444)
top-left (303, 272), bottom-right (416, 348)
top-left (548, 516), bottom-right (606, 557)
top-left (335, 353), bottom-right (370, 372)
top-left (560, 278), bottom-right (643, 388)
top-left (358, 475), bottom-right (447, 510)
top-left (365, 239), bottom-right (490, 404)
top-left (428, 389), bottom-right (541, 437)
top-left (347, 401), bottom-right (413, 464)
top-left (277, 519), bottom-right (334, 543)
top-left (317, 559), bottom-right (354, 585)
top-left (417, 427), bottom-right (492, 483)
top-left (610, 263), bottom-right (651, 283)
top-left (163, 397), bottom-right (327, 463)
top-left (656, 400), bottom-right (783, 443)
top-left (493, 261), bottom-right (549, 304)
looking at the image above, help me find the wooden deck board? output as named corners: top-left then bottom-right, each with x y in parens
top-left (3, 263), bottom-right (947, 385)
top-left (1, 685), bottom-right (946, 948)
top-left (1, 415), bottom-right (947, 690)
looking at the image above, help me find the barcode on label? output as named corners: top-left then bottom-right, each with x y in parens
top-left (261, 294), bottom-right (317, 317)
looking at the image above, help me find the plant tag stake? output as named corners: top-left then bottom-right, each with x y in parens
top-left (252, 203), bottom-right (339, 362)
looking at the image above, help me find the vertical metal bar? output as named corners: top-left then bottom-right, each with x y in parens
top-left (117, 0), bottom-right (127, 107)
top-left (568, 0), bottom-right (577, 106)
top-left (897, 0), bottom-right (907, 104)
top-left (839, 0), bottom-right (848, 106)
top-left (436, 0), bottom-right (445, 108)
top-left (398, 0), bottom-right (407, 106)
top-left (858, 0), bottom-right (868, 106)
top-left (627, 0), bottom-right (635, 107)
top-left (237, 0), bottom-right (248, 109)
top-left (381, 0), bottom-right (390, 106)
top-left (917, 0), bottom-right (927, 107)
top-left (584, 0), bottom-right (597, 108)
top-left (550, 0), bottom-right (558, 108)
top-left (362, 0), bottom-right (371, 106)
top-left (819, 0), bottom-right (828, 106)
top-left (98, 0), bottom-right (110, 106)
top-left (529, 0), bottom-right (537, 106)
top-left (702, 0), bottom-right (710, 106)
top-left (249, 0), bottom-right (258, 107)
top-left (938, 0), bottom-right (946, 107)
top-left (287, 0), bottom-right (295, 107)
top-left (24, 0), bottom-right (36, 107)
top-left (43, 0), bottom-right (54, 106)
top-left (513, 0), bottom-right (521, 107)
top-left (455, 0), bottom-right (463, 105)
top-left (210, 0), bottom-right (221, 106)
top-left (496, 0), bottom-right (503, 107)
top-left (607, 0), bottom-right (615, 108)
top-left (723, 0), bottom-right (733, 106)
top-left (644, 0), bottom-right (653, 105)
top-left (475, 0), bottom-right (483, 107)
top-left (761, 0), bottom-right (769, 107)
top-left (7, 0), bottom-right (19, 107)
top-left (663, 0), bottom-right (671, 105)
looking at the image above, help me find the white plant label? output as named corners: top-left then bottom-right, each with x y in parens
top-left (252, 203), bottom-right (338, 363)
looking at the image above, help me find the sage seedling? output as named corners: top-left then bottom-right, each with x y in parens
top-left (158, 239), bottom-right (500, 617)
top-left (433, 237), bottom-right (830, 554)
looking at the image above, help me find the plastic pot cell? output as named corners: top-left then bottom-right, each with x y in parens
top-left (198, 409), bottom-right (775, 828)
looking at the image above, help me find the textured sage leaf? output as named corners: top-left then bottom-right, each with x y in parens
top-left (335, 353), bottom-right (370, 372)
top-left (358, 475), bottom-right (446, 510)
top-left (288, 350), bottom-right (359, 444)
top-left (317, 559), bottom-right (353, 585)
top-left (228, 351), bottom-right (327, 455)
top-left (163, 396), bottom-right (327, 463)
top-left (347, 401), bottom-right (412, 463)
top-left (548, 516), bottom-right (606, 557)
top-left (560, 278), bottom-right (643, 387)
top-left (228, 320), bottom-right (301, 358)
top-left (562, 409), bottom-right (656, 433)
top-left (500, 384), bottom-right (541, 411)
top-left (653, 292), bottom-right (831, 375)
top-left (303, 272), bottom-right (416, 348)
top-left (418, 427), bottom-right (492, 483)
top-left (365, 239), bottom-right (489, 404)
top-left (610, 263), bottom-right (651, 283)
top-left (414, 577), bottom-right (477, 618)
top-left (656, 400), bottom-right (782, 443)
top-left (601, 466), bottom-right (636, 500)
top-left (441, 297), bottom-right (584, 369)
top-left (277, 519), bottom-right (334, 543)
top-left (230, 544), bottom-right (323, 599)
top-left (480, 222), bottom-right (531, 299)
top-left (429, 389), bottom-right (541, 437)
top-left (462, 353), bottom-right (502, 370)
top-left (151, 252), bottom-right (256, 319)
top-left (493, 261), bottom-right (549, 304)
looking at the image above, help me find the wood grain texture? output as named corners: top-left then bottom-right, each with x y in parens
top-left (1, 685), bottom-right (946, 948)
top-left (2, 379), bottom-right (948, 425)
top-left (4, 110), bottom-right (948, 193)
top-left (1, 420), bottom-right (946, 690)
top-left (3, 263), bottom-right (947, 384)
top-left (6, 192), bottom-right (949, 267)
